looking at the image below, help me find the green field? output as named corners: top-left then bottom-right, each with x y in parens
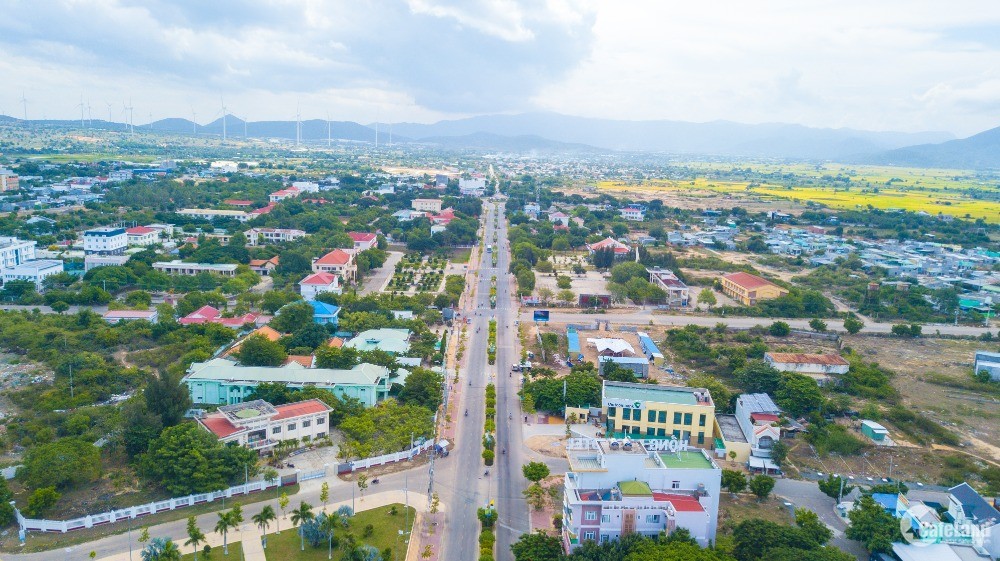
top-left (261, 503), bottom-right (415, 561)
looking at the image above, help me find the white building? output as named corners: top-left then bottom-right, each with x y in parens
top-left (177, 209), bottom-right (250, 222)
top-left (524, 202), bottom-right (541, 217)
top-left (621, 207), bottom-right (645, 222)
top-left (84, 227), bottom-right (128, 255)
top-left (562, 438), bottom-right (721, 552)
top-left (347, 232), bottom-right (378, 252)
top-left (126, 226), bottom-right (160, 246)
top-left (197, 399), bottom-right (332, 452)
top-left (85, 255), bottom-right (130, 272)
top-left (109, 170), bottom-right (133, 182)
top-left (269, 187), bottom-right (301, 203)
top-left (103, 309), bottom-right (159, 324)
top-left (549, 211), bottom-right (571, 226)
top-left (459, 178), bottom-right (486, 196)
top-left (210, 161), bottom-right (239, 173)
top-left (245, 227), bottom-right (307, 246)
top-left (647, 268), bottom-right (690, 307)
top-left (764, 352), bottom-right (849, 385)
top-left (299, 272), bottom-right (342, 299)
top-left (0, 237), bottom-right (36, 269)
top-left (734, 393), bottom-right (783, 473)
top-left (152, 260), bottom-right (239, 276)
top-left (2, 259), bottom-right (64, 289)
top-left (290, 181), bottom-right (320, 193)
top-left (973, 351), bottom-right (1000, 382)
top-left (312, 249), bottom-right (356, 282)
top-left (412, 199), bottom-right (443, 213)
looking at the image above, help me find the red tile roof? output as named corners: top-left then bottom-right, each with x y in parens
top-left (587, 237), bottom-right (631, 254)
top-left (201, 415), bottom-right (242, 439)
top-left (284, 355), bottom-right (314, 368)
top-left (722, 272), bottom-right (779, 290)
top-left (652, 493), bottom-right (705, 512)
top-left (751, 412), bottom-right (780, 423)
top-left (314, 249), bottom-right (352, 266)
top-left (348, 232), bottom-right (377, 242)
top-left (300, 272), bottom-right (339, 285)
top-left (126, 226), bottom-right (156, 235)
top-left (273, 399), bottom-right (332, 421)
top-left (224, 199), bottom-right (254, 206)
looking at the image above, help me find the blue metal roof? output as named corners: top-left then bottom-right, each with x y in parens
top-left (567, 327), bottom-right (581, 354)
top-left (308, 300), bottom-right (340, 316)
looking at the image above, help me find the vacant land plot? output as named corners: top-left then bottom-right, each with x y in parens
top-left (844, 336), bottom-right (1000, 459)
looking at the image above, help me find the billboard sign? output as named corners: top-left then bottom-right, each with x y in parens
top-left (533, 310), bottom-right (550, 322)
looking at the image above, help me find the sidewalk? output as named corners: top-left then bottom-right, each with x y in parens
top-left (93, 490), bottom-right (433, 561)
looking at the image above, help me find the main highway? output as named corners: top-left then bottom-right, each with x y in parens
top-left (438, 197), bottom-right (529, 561)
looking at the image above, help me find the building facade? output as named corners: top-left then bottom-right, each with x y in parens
top-left (84, 227), bottom-right (128, 255)
top-left (178, 208), bottom-right (250, 222)
top-left (0, 168), bottom-right (19, 191)
top-left (126, 226), bottom-right (160, 246)
top-left (312, 249), bottom-right (356, 282)
top-left (562, 438), bottom-right (721, 551)
top-left (2, 259), bottom-right (64, 289)
top-left (197, 399), bottom-right (332, 452)
top-left (152, 261), bottom-right (239, 276)
top-left (0, 237), bottom-right (36, 269)
top-left (411, 199), bottom-right (443, 213)
top-left (245, 227), bottom-right (307, 246)
top-left (720, 272), bottom-right (788, 306)
top-left (299, 272), bottom-right (342, 299)
top-left (603, 381), bottom-right (716, 447)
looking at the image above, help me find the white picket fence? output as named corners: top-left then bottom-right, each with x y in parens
top-left (340, 441), bottom-right (435, 473)
top-left (16, 477), bottom-right (283, 534)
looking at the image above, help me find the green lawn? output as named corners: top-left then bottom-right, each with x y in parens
top-left (451, 249), bottom-right (472, 264)
top-left (262, 504), bottom-right (414, 561)
top-left (181, 541), bottom-right (243, 561)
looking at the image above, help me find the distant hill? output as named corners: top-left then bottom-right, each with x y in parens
top-left (416, 132), bottom-right (599, 153)
top-left (861, 125), bottom-right (1000, 170)
top-left (388, 112), bottom-right (955, 160)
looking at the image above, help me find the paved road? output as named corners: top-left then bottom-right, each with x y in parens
top-left (358, 250), bottom-right (403, 296)
top-left (519, 309), bottom-right (995, 337)
top-left (7, 467), bottom-right (430, 561)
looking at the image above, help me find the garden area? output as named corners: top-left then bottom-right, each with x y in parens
top-left (261, 503), bottom-right (414, 561)
top-left (386, 254), bottom-right (448, 295)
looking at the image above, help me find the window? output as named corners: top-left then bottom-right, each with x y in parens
top-left (658, 411), bottom-right (667, 423)
top-left (287, 423), bottom-right (296, 431)
top-left (620, 425), bottom-right (629, 434)
top-left (672, 430), bottom-right (681, 439)
top-left (645, 514), bottom-right (660, 523)
top-left (585, 511), bottom-right (597, 521)
top-left (621, 408), bottom-right (630, 421)
top-left (656, 428), bottom-right (666, 437)
top-left (272, 426), bottom-right (281, 434)
top-left (601, 514), bottom-right (610, 523)
top-left (317, 417), bottom-right (325, 425)
top-left (672, 481), bottom-right (680, 489)
top-left (673, 412), bottom-right (682, 424)
top-left (630, 426), bottom-right (640, 435)
top-left (647, 410), bottom-right (655, 422)
top-left (302, 420), bottom-right (311, 428)
top-left (584, 531), bottom-right (596, 541)
top-left (698, 433), bottom-right (705, 444)
top-left (646, 428), bottom-right (655, 436)
top-left (608, 406), bottom-right (617, 418)
top-left (699, 414), bottom-right (706, 427)
top-left (683, 413), bottom-right (692, 425)
top-left (601, 535), bottom-right (610, 544)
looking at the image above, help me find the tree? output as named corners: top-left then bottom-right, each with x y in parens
top-left (145, 370), bottom-right (192, 427)
top-left (776, 373), bottom-right (824, 416)
top-left (697, 288), bottom-right (717, 309)
top-left (843, 314), bottom-right (864, 334)
top-left (511, 531), bottom-right (563, 561)
top-left (732, 519), bottom-right (816, 561)
top-left (556, 275), bottom-right (572, 289)
top-left (50, 301), bottom-right (70, 314)
top-left (609, 262), bottom-right (647, 285)
top-left (818, 474), bottom-right (853, 501)
top-left (749, 474), bottom-right (775, 500)
top-left (142, 423), bottom-right (257, 495)
top-left (795, 508), bottom-right (832, 546)
top-left (237, 333), bottom-right (287, 366)
top-left (770, 440), bottom-right (789, 467)
top-left (734, 360), bottom-right (782, 394)
top-left (721, 469), bottom-right (747, 494)
top-left (20, 438), bottom-right (101, 489)
top-left (769, 321), bottom-right (791, 336)
top-left (214, 510), bottom-right (238, 556)
top-left (271, 301), bottom-right (315, 333)
top-left (278, 492), bottom-right (290, 531)
top-left (398, 368), bottom-right (444, 410)
top-left (558, 289), bottom-right (575, 304)
top-left (25, 486), bottom-right (61, 517)
top-left (141, 537), bottom-right (182, 561)
top-left (537, 286), bottom-right (554, 304)
top-left (477, 507), bottom-right (497, 529)
top-left (122, 399), bottom-right (163, 458)
top-left (251, 506), bottom-right (275, 548)
top-left (320, 511), bottom-right (343, 559)
top-left (185, 516), bottom-right (207, 561)
top-left (357, 474), bottom-right (369, 500)
top-left (291, 501), bottom-right (315, 551)
top-left (809, 318), bottom-right (827, 332)
top-left (521, 461), bottom-right (550, 483)
top-left (846, 495), bottom-right (902, 553)
top-left (320, 482), bottom-right (329, 512)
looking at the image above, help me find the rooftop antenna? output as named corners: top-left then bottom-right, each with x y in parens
top-left (20, 91), bottom-right (28, 123)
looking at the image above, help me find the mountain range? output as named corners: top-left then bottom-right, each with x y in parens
top-left (2, 112), bottom-right (999, 169)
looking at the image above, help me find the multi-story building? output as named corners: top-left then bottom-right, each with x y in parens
top-left (562, 437), bottom-right (721, 551)
top-left (0, 237), bottom-right (36, 269)
top-left (126, 226), bottom-right (160, 246)
top-left (720, 272), bottom-right (788, 306)
top-left (152, 260), bottom-right (239, 276)
top-left (647, 268), bottom-right (690, 307)
top-left (458, 178), bottom-right (486, 196)
top-left (299, 272), bottom-right (342, 298)
top-left (620, 205), bottom-right (645, 222)
top-left (197, 398), bottom-right (332, 452)
top-left (83, 227), bottom-right (128, 255)
top-left (412, 199), bottom-right (443, 213)
top-left (268, 186), bottom-right (301, 203)
top-left (245, 227), bottom-right (307, 246)
top-left (182, 358), bottom-right (391, 407)
top-left (2, 259), bottom-right (64, 290)
top-left (311, 249), bottom-right (356, 282)
top-left (734, 393), bottom-right (782, 473)
top-left (0, 168), bottom-right (19, 191)
top-left (84, 255), bottom-right (130, 272)
top-left (603, 381), bottom-right (716, 448)
top-left (347, 232), bottom-right (378, 252)
top-left (177, 208), bottom-right (250, 222)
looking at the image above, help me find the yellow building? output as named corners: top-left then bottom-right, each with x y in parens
top-left (720, 272), bottom-right (788, 306)
top-left (602, 381), bottom-right (716, 448)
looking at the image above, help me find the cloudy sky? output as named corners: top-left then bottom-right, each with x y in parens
top-left (2, 0), bottom-right (999, 136)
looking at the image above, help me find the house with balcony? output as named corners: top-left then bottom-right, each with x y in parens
top-left (197, 398), bottom-right (332, 452)
top-left (562, 437), bottom-right (721, 552)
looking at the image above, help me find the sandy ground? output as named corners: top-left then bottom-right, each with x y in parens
top-left (524, 435), bottom-right (568, 458)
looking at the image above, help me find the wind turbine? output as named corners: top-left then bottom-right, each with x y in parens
top-left (220, 98), bottom-right (227, 142)
top-left (20, 91), bottom-right (28, 123)
top-left (191, 106), bottom-right (197, 135)
top-left (105, 101), bottom-right (114, 126)
top-left (77, 95), bottom-right (86, 128)
top-left (87, 101), bottom-right (93, 127)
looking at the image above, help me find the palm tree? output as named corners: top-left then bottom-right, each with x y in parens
top-left (214, 512), bottom-right (237, 555)
top-left (184, 516), bottom-right (206, 561)
top-left (290, 501), bottom-right (315, 551)
top-left (160, 540), bottom-right (182, 561)
top-left (252, 505), bottom-right (276, 548)
top-left (321, 512), bottom-right (343, 560)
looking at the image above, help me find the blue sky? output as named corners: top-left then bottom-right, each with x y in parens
top-left (1, 0), bottom-right (999, 135)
